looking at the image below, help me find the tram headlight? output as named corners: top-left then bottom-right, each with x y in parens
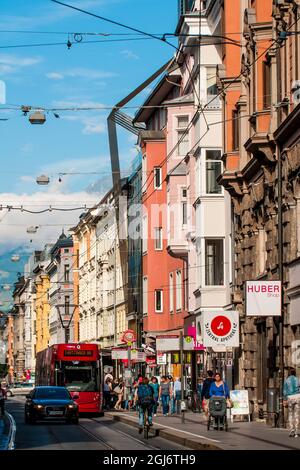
top-left (34, 404), bottom-right (43, 409)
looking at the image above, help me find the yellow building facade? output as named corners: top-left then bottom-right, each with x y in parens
top-left (34, 274), bottom-right (50, 353)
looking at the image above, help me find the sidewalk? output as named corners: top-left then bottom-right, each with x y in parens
top-left (106, 409), bottom-right (300, 450)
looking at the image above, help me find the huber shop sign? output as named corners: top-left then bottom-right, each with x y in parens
top-left (202, 311), bottom-right (239, 348)
top-left (246, 280), bottom-right (281, 316)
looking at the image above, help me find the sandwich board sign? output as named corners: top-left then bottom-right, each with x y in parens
top-left (202, 311), bottom-right (239, 348)
top-left (230, 389), bottom-right (250, 422)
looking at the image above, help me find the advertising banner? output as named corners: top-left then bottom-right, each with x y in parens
top-left (246, 280), bottom-right (281, 316)
top-left (202, 311), bottom-right (239, 348)
top-left (230, 390), bottom-right (250, 417)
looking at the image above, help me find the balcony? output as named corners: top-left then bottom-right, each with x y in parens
top-left (178, 0), bottom-right (196, 17)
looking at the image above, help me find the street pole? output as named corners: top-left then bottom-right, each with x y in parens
top-left (276, 37), bottom-right (284, 428)
top-left (113, 231), bottom-right (118, 377)
top-left (180, 331), bottom-right (185, 424)
top-left (277, 144), bottom-right (284, 428)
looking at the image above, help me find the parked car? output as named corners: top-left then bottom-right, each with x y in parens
top-left (6, 382), bottom-right (34, 397)
top-left (25, 386), bottom-right (79, 424)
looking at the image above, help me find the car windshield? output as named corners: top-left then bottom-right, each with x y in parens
top-left (61, 361), bottom-right (99, 392)
top-left (35, 388), bottom-right (70, 400)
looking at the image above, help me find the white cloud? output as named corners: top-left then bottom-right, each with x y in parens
top-left (0, 270), bottom-right (9, 279)
top-left (0, 190), bottom-right (100, 253)
top-left (20, 176), bottom-right (35, 183)
top-left (46, 68), bottom-right (117, 81)
top-left (20, 143), bottom-right (34, 154)
top-left (60, 113), bottom-right (106, 135)
top-left (46, 72), bottom-right (64, 80)
top-left (0, 54), bottom-right (42, 76)
top-left (121, 49), bottom-right (139, 60)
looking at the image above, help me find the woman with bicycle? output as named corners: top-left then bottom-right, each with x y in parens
top-left (137, 377), bottom-right (154, 434)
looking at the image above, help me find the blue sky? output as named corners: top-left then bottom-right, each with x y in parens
top-left (0, 0), bottom-right (178, 308)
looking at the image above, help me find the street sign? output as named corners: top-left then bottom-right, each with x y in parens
top-left (157, 353), bottom-right (167, 365)
top-left (121, 329), bottom-right (136, 344)
top-left (202, 311), bottom-right (239, 348)
top-left (246, 280), bottom-right (281, 316)
top-left (111, 348), bottom-right (128, 360)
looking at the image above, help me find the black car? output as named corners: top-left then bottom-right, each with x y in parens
top-left (25, 386), bottom-right (79, 424)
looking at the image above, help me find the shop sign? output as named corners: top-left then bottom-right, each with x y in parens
top-left (202, 311), bottom-right (239, 348)
top-left (156, 335), bottom-right (198, 351)
top-left (246, 281), bottom-right (281, 316)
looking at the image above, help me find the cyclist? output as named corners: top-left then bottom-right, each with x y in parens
top-left (137, 377), bottom-right (154, 434)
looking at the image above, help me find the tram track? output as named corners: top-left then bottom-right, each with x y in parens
top-left (78, 417), bottom-right (162, 450)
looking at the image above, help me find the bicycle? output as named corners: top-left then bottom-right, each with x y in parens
top-left (143, 406), bottom-right (150, 439)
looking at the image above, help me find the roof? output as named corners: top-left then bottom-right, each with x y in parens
top-left (133, 61), bottom-right (181, 124)
top-left (162, 93), bottom-right (194, 107)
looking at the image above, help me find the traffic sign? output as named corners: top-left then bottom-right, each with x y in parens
top-left (121, 329), bottom-right (136, 344)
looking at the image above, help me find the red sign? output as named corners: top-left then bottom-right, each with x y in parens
top-left (210, 316), bottom-right (232, 337)
top-left (121, 329), bottom-right (136, 344)
top-left (146, 357), bottom-right (156, 365)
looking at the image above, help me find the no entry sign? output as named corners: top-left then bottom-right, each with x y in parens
top-left (202, 311), bottom-right (239, 347)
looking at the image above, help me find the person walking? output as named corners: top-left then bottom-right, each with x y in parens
top-left (113, 380), bottom-right (124, 411)
top-left (201, 370), bottom-right (215, 418)
top-left (209, 372), bottom-right (230, 430)
top-left (103, 378), bottom-right (112, 410)
top-left (172, 377), bottom-right (182, 414)
top-left (149, 377), bottom-right (159, 416)
top-left (159, 376), bottom-right (172, 417)
top-left (283, 367), bottom-right (300, 437)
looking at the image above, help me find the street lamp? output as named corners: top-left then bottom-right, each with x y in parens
top-left (29, 111), bottom-right (46, 125)
top-left (36, 175), bottom-right (50, 185)
top-left (26, 226), bottom-right (39, 234)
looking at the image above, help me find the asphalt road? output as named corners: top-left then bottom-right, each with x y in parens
top-left (5, 397), bottom-right (191, 450)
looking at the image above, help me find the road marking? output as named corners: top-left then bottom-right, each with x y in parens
top-left (6, 412), bottom-right (16, 450)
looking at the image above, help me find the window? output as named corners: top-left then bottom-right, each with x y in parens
top-left (232, 109), bottom-right (239, 151)
top-left (76, 249), bottom-right (79, 268)
top-left (169, 273), bottom-right (174, 313)
top-left (142, 214), bottom-right (148, 253)
top-left (64, 249), bottom-right (69, 253)
top-left (154, 167), bottom-right (162, 189)
top-left (205, 239), bottom-right (224, 286)
top-left (176, 270), bottom-right (182, 311)
top-left (206, 66), bottom-right (218, 99)
top-left (206, 149), bottom-right (222, 194)
top-left (263, 60), bottom-right (271, 109)
top-left (142, 154), bottom-right (147, 191)
top-left (155, 227), bottom-right (163, 250)
top-left (64, 264), bottom-right (70, 282)
top-left (181, 187), bottom-right (187, 225)
top-left (182, 202), bottom-right (187, 225)
top-left (155, 290), bottom-right (163, 312)
top-left (177, 116), bottom-right (189, 156)
top-left (143, 277), bottom-right (148, 316)
top-left (65, 295), bottom-right (70, 315)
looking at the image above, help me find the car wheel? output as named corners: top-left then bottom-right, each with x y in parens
top-left (7, 391), bottom-right (12, 397)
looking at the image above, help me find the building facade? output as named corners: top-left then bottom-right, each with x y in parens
top-left (46, 232), bottom-right (74, 345)
top-left (219, 0), bottom-right (300, 415)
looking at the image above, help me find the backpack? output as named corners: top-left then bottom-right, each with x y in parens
top-left (137, 385), bottom-right (153, 405)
